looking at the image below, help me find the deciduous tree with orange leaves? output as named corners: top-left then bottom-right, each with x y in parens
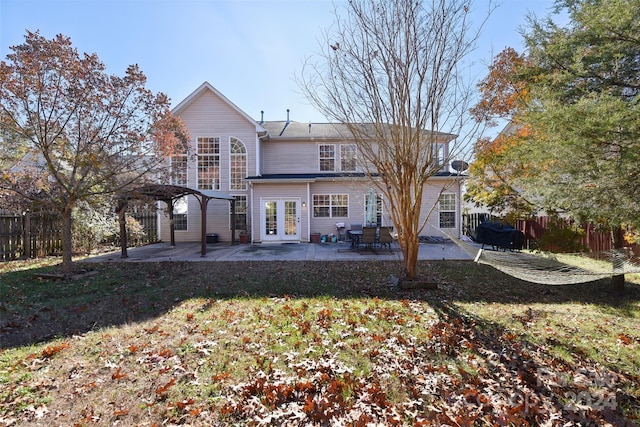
top-left (466, 47), bottom-right (536, 216)
top-left (0, 31), bottom-right (189, 274)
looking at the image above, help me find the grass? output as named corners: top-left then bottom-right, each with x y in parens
top-left (0, 257), bottom-right (639, 425)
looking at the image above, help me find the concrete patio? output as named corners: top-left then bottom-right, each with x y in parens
top-left (83, 239), bottom-right (476, 263)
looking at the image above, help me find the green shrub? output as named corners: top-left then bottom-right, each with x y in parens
top-left (539, 219), bottom-right (587, 253)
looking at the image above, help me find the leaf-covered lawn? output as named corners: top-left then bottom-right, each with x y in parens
top-left (1, 260), bottom-right (638, 425)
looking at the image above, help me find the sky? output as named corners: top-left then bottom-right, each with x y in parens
top-left (1, 0), bottom-right (557, 126)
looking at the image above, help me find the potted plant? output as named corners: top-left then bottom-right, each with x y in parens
top-left (310, 232), bottom-right (321, 243)
top-left (239, 230), bottom-right (250, 244)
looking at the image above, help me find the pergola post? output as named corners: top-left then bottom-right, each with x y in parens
top-left (166, 198), bottom-right (176, 247)
top-left (230, 199), bottom-right (236, 245)
top-left (201, 195), bottom-right (208, 257)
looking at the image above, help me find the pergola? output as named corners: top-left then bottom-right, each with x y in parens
top-left (116, 184), bottom-right (236, 258)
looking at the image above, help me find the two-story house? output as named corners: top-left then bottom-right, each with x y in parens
top-left (158, 82), bottom-right (464, 243)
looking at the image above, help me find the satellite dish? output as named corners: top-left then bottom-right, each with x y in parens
top-left (451, 160), bottom-right (469, 173)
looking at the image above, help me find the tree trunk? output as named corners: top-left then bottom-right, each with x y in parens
top-left (611, 226), bottom-right (625, 291)
top-left (116, 199), bottom-right (128, 259)
top-left (400, 228), bottom-right (420, 280)
top-left (61, 206), bottom-right (73, 275)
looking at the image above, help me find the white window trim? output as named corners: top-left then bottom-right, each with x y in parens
top-left (312, 193), bottom-right (349, 218)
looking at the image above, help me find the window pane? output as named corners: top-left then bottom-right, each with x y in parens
top-left (313, 194), bottom-right (330, 218)
top-left (332, 206), bottom-right (348, 217)
top-left (439, 193), bottom-right (455, 210)
top-left (439, 212), bottom-right (456, 228)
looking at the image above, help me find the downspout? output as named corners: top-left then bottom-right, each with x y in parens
top-left (306, 182), bottom-right (311, 242)
top-left (257, 129), bottom-right (268, 177)
top-left (250, 182), bottom-right (255, 243)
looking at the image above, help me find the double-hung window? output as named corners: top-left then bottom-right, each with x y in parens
top-left (231, 195), bottom-right (247, 231)
top-left (313, 194), bottom-right (348, 218)
top-left (340, 144), bottom-right (357, 171)
top-left (319, 144), bottom-right (335, 171)
top-left (438, 193), bottom-right (456, 228)
top-left (173, 196), bottom-right (188, 231)
top-left (197, 137), bottom-right (220, 190)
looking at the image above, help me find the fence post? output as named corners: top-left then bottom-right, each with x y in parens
top-left (23, 211), bottom-right (31, 258)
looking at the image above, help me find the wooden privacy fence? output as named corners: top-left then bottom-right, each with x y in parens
top-left (0, 211), bottom-right (63, 261)
top-left (0, 211), bottom-right (158, 261)
top-left (129, 212), bottom-right (159, 246)
top-left (463, 213), bottom-right (639, 256)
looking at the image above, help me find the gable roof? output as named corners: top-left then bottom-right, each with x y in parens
top-left (171, 81), bottom-right (266, 133)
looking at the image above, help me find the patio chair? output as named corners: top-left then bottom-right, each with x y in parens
top-left (361, 226), bottom-right (377, 249)
top-left (377, 226), bottom-right (394, 252)
top-left (335, 222), bottom-right (347, 241)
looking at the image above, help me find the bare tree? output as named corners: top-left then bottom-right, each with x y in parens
top-left (300, 0), bottom-right (490, 279)
top-left (0, 31), bottom-right (189, 274)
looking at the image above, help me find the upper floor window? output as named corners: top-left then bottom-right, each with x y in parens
top-left (313, 194), bottom-right (348, 218)
top-left (340, 144), bottom-right (357, 171)
top-left (319, 144), bottom-right (357, 172)
top-left (319, 144), bottom-right (335, 171)
top-left (432, 143), bottom-right (445, 168)
top-left (230, 137), bottom-right (247, 190)
top-left (170, 155), bottom-right (187, 186)
top-left (197, 137), bottom-right (220, 190)
top-left (438, 193), bottom-right (456, 228)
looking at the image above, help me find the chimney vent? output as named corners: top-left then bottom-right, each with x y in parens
top-left (286, 109), bottom-right (290, 124)
top-left (260, 110), bottom-right (264, 124)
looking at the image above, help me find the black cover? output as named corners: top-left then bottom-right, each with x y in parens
top-left (476, 221), bottom-right (524, 250)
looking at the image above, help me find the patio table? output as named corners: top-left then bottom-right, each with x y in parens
top-left (347, 230), bottom-right (362, 249)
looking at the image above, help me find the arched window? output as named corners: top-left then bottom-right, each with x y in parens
top-left (230, 137), bottom-right (247, 190)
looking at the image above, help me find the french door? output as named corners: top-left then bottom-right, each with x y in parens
top-left (261, 199), bottom-right (300, 241)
